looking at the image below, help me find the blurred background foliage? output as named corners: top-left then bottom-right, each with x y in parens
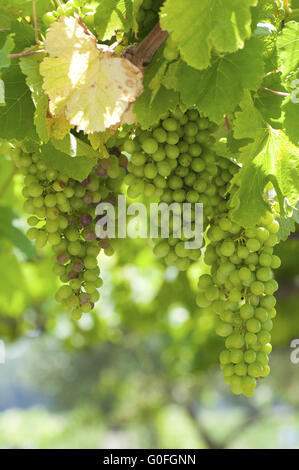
top-left (0, 145), bottom-right (299, 449)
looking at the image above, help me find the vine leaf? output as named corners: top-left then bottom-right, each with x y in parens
top-left (160, 0), bottom-right (257, 70)
top-left (231, 92), bottom-right (299, 227)
top-left (51, 134), bottom-right (100, 159)
top-left (39, 142), bottom-right (95, 182)
top-left (0, 33), bottom-right (15, 69)
top-left (163, 38), bottom-right (264, 123)
top-left (19, 54), bottom-right (49, 142)
top-left (40, 16), bottom-right (143, 134)
top-left (277, 21), bottom-right (299, 79)
top-left (94, 0), bottom-right (141, 40)
top-left (1, 0), bottom-right (54, 19)
top-left (0, 63), bottom-right (37, 140)
top-left (0, 206), bottom-right (35, 260)
top-left (134, 85), bottom-right (179, 128)
top-left (283, 97), bottom-right (299, 147)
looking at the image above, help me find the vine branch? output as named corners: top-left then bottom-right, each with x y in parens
top-left (32, 0), bottom-right (40, 45)
top-left (260, 86), bottom-right (290, 97)
top-left (8, 49), bottom-right (45, 59)
top-left (55, 0), bottom-right (65, 11)
top-left (225, 115), bottom-right (231, 132)
top-left (125, 23), bottom-right (168, 68)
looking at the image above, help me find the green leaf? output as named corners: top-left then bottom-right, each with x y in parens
top-left (283, 97), bottom-right (299, 146)
top-left (51, 134), bottom-right (101, 158)
top-left (7, 18), bottom-right (35, 52)
top-left (254, 66), bottom-right (287, 122)
top-left (134, 85), bottom-right (179, 129)
top-left (0, 206), bottom-right (35, 259)
top-left (39, 142), bottom-right (95, 182)
top-left (0, 63), bottom-right (37, 140)
top-left (170, 38), bottom-right (264, 124)
top-left (19, 53), bottom-right (48, 142)
top-left (231, 94), bottom-right (299, 227)
top-left (94, 0), bottom-right (136, 40)
top-left (160, 0), bottom-right (257, 70)
top-left (277, 21), bottom-right (299, 78)
top-left (277, 215), bottom-right (296, 241)
top-left (233, 91), bottom-right (266, 141)
top-left (1, 0), bottom-right (53, 19)
top-left (0, 33), bottom-right (15, 68)
top-left (0, 247), bottom-right (27, 314)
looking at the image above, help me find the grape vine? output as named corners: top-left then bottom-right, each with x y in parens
top-left (0, 0), bottom-right (298, 396)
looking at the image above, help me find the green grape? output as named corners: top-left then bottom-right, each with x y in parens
top-left (256, 267), bottom-right (272, 282)
top-left (240, 304), bottom-right (254, 320)
top-left (162, 118), bottom-right (178, 132)
top-left (142, 138), bottom-right (158, 154)
top-left (248, 362), bottom-right (263, 378)
top-left (42, 11), bottom-right (57, 27)
top-left (257, 329), bottom-right (271, 344)
top-left (245, 332), bottom-right (257, 345)
top-left (246, 318), bottom-right (262, 333)
top-left (244, 350), bottom-right (256, 364)
top-left (230, 349), bottom-right (243, 364)
top-left (260, 295), bottom-right (276, 309)
top-left (220, 240), bottom-right (235, 257)
top-left (271, 255), bottom-right (281, 269)
top-left (250, 281), bottom-right (264, 295)
top-left (254, 307), bottom-right (268, 322)
top-left (196, 293), bottom-right (212, 308)
top-left (153, 128), bottom-right (167, 143)
top-left (234, 362), bottom-right (247, 377)
top-left (239, 266), bottom-right (251, 281)
top-left (259, 253), bottom-right (272, 267)
top-left (55, 285), bottom-right (73, 302)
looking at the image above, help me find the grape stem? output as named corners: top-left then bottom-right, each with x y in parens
top-left (126, 23), bottom-right (168, 68)
top-left (55, 0), bottom-right (65, 11)
top-left (32, 0), bottom-right (41, 45)
top-left (263, 68), bottom-right (281, 78)
top-left (259, 86), bottom-right (290, 97)
top-left (8, 49), bottom-right (45, 59)
top-left (224, 116), bottom-right (231, 132)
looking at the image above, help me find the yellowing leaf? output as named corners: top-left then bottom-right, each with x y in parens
top-left (40, 16), bottom-right (143, 133)
top-left (88, 129), bottom-right (113, 158)
top-left (46, 112), bottom-right (73, 140)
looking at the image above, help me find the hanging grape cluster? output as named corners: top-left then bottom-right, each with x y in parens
top-left (12, 146), bottom-right (125, 319)
top-left (122, 107), bottom-right (238, 271)
top-left (198, 206), bottom-right (280, 396)
top-left (42, 0), bottom-right (95, 28)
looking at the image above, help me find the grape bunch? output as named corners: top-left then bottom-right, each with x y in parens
top-left (163, 36), bottom-right (180, 63)
top-left (42, 0), bottom-right (95, 29)
top-left (136, 0), bottom-right (164, 38)
top-left (12, 147), bottom-right (125, 319)
top-left (122, 107), bottom-right (223, 270)
top-left (198, 209), bottom-right (280, 396)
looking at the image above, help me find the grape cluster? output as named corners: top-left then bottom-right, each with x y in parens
top-left (122, 108), bottom-right (236, 271)
top-left (198, 210), bottom-right (280, 396)
top-left (13, 147), bottom-right (125, 319)
top-left (163, 36), bottom-right (180, 62)
top-left (42, 0), bottom-right (95, 29)
top-left (136, 0), bottom-right (164, 38)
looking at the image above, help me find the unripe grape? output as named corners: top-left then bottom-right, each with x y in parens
top-left (246, 318), bottom-right (262, 333)
top-left (248, 362), bottom-right (263, 378)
